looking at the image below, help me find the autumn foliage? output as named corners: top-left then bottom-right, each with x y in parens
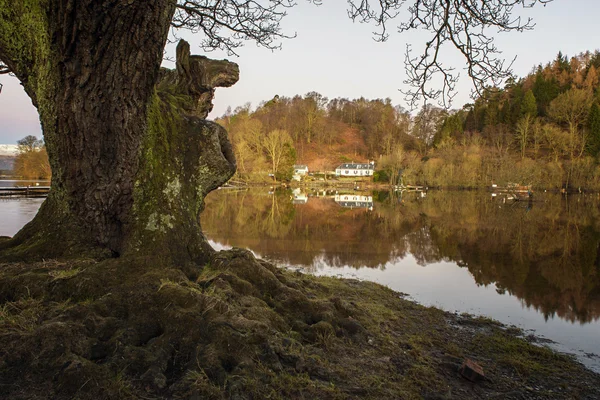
top-left (218, 50), bottom-right (600, 189)
top-left (13, 135), bottom-right (51, 180)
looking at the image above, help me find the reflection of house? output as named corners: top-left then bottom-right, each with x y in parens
top-left (293, 164), bottom-right (309, 181)
top-left (335, 162), bottom-right (374, 177)
top-left (292, 188), bottom-right (308, 204)
top-left (334, 194), bottom-right (373, 209)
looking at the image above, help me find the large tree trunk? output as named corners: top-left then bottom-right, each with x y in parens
top-left (0, 1), bottom-right (237, 264)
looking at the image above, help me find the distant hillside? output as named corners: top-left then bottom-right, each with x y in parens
top-left (217, 94), bottom-right (419, 181)
top-left (0, 145), bottom-right (17, 172)
top-left (216, 50), bottom-right (600, 189)
top-left (0, 155), bottom-right (15, 171)
top-left (403, 50), bottom-right (600, 190)
top-left (436, 50), bottom-right (600, 154)
top-left (0, 144), bottom-right (18, 156)
top-left (294, 126), bottom-right (370, 172)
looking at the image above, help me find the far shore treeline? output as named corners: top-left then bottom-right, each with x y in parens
top-left (217, 50), bottom-right (600, 190)
top-left (6, 50), bottom-right (600, 190)
top-left (1, 135), bottom-right (51, 180)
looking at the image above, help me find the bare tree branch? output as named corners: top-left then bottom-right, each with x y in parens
top-left (172, 0), bottom-right (298, 56)
top-left (2, 1), bottom-right (552, 105)
top-left (347, 0), bottom-right (554, 108)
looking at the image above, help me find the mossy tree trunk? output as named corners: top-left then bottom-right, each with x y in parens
top-left (0, 1), bottom-right (236, 264)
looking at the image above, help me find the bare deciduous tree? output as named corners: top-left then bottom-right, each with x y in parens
top-left (515, 114), bottom-right (533, 159)
top-left (262, 129), bottom-right (294, 181)
top-left (348, 0), bottom-right (553, 107)
top-left (548, 88), bottom-right (593, 158)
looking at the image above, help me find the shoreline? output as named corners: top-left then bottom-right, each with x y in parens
top-left (226, 179), bottom-right (600, 195)
top-left (4, 177), bottom-right (600, 195)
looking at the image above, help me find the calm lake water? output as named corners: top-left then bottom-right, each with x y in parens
top-left (0, 180), bottom-right (49, 237)
top-left (2, 186), bottom-right (600, 372)
top-left (0, 179), bottom-right (51, 188)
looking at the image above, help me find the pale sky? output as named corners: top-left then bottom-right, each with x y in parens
top-left (1, 0), bottom-right (599, 144)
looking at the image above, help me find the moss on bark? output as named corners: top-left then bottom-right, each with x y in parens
top-left (127, 68), bottom-right (236, 264)
top-left (1, 1), bottom-right (178, 260)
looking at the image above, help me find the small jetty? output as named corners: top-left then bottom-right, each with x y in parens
top-left (0, 186), bottom-right (50, 198)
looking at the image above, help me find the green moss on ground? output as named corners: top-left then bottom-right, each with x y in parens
top-left (0, 248), bottom-right (598, 399)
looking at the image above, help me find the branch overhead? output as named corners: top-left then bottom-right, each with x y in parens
top-left (173, 0), bottom-right (296, 55)
top-left (346, 0), bottom-right (553, 107)
top-left (172, 0), bottom-right (552, 107)
top-left (1, 0), bottom-right (552, 106)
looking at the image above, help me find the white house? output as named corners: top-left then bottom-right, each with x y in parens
top-left (335, 162), bottom-right (374, 177)
top-left (293, 165), bottom-right (309, 175)
top-left (292, 164), bottom-right (309, 181)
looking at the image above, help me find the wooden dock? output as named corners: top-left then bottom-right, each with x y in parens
top-left (0, 186), bottom-right (50, 197)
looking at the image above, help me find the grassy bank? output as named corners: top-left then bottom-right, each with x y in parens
top-left (1, 247), bottom-right (598, 399)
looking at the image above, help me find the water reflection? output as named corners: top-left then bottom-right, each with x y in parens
top-left (417, 192), bottom-right (600, 325)
top-left (0, 179), bottom-right (51, 188)
top-left (334, 194), bottom-right (374, 210)
top-left (202, 189), bottom-right (600, 325)
top-left (0, 197), bottom-right (46, 237)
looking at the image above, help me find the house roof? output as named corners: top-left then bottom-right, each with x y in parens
top-left (336, 163), bottom-right (374, 170)
top-left (293, 164), bottom-right (308, 169)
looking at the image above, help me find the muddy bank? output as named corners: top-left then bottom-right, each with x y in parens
top-left (1, 248), bottom-right (599, 399)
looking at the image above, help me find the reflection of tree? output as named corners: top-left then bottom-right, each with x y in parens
top-left (406, 226), bottom-right (443, 266)
top-left (261, 191), bottom-right (295, 238)
top-left (421, 192), bottom-right (600, 324)
top-left (202, 189), bottom-right (600, 324)
top-left (203, 189), bottom-right (418, 269)
top-left (201, 189), bottom-right (295, 241)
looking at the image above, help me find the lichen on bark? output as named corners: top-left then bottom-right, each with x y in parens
top-left (127, 40), bottom-right (239, 264)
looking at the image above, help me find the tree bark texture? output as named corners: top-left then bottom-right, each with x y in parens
top-left (129, 40), bottom-right (239, 264)
top-left (0, 1), bottom-right (238, 263)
